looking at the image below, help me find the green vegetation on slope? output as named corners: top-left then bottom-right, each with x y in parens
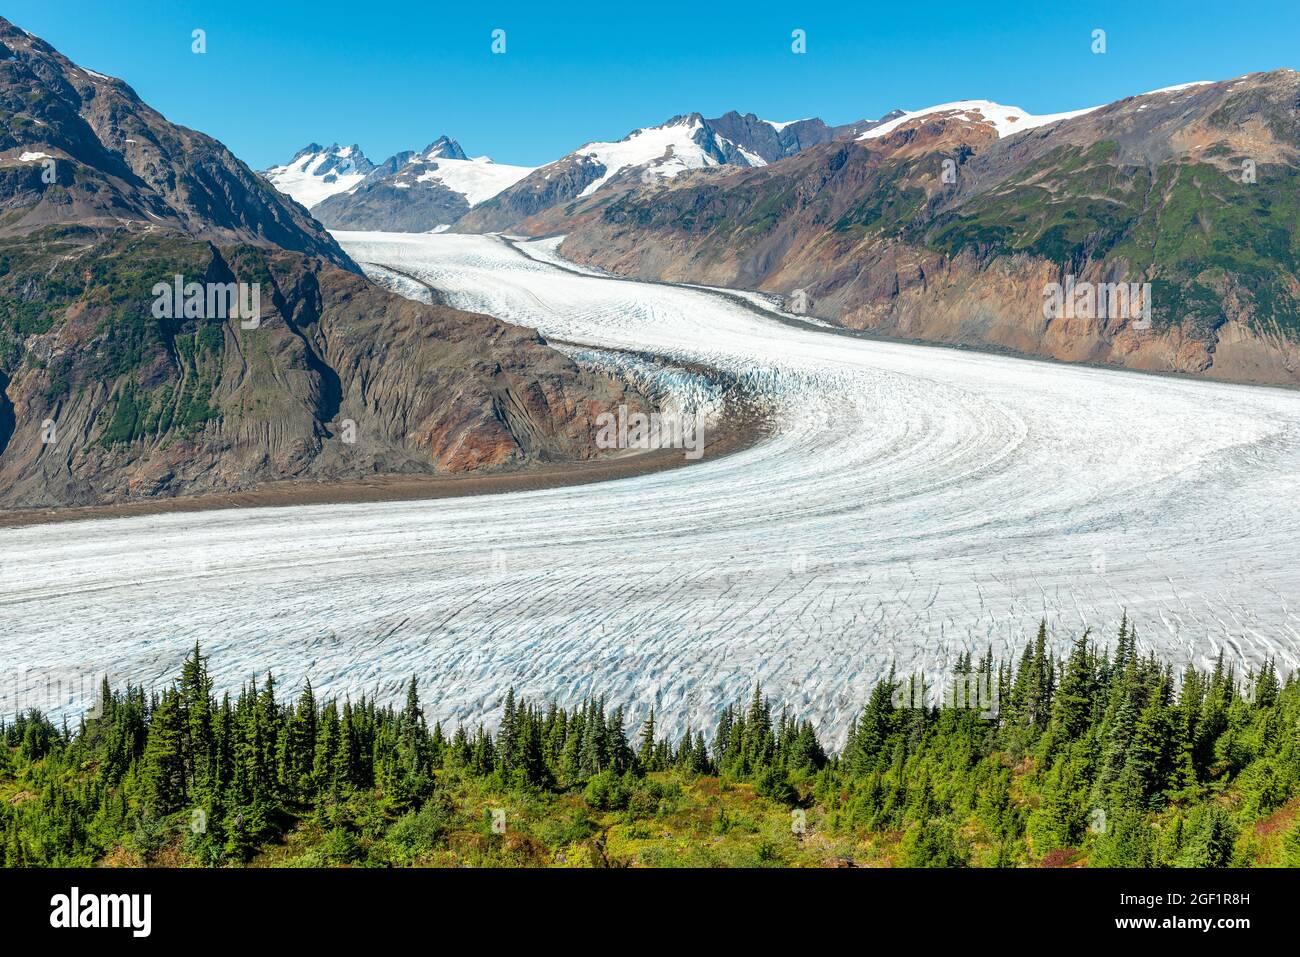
top-left (2, 616), bottom-right (1297, 868)
top-left (928, 143), bottom-right (1300, 337)
top-left (0, 230), bottom-right (290, 449)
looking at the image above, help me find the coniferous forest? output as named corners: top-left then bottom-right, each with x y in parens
top-left (3, 617), bottom-right (1299, 868)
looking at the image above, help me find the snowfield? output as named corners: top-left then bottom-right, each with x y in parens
top-left (858, 100), bottom-right (1099, 140)
top-left (857, 84), bottom-right (1216, 142)
top-left (412, 156), bottom-right (535, 206)
top-left (569, 116), bottom-right (759, 196)
top-left (263, 145), bottom-right (370, 209)
top-left (4, 232), bottom-right (1300, 744)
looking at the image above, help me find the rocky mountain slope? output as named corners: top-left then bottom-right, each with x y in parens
top-left (0, 228), bottom-right (641, 508)
top-left (0, 18), bottom-right (354, 272)
top-left (306, 136), bottom-right (534, 232)
top-left (548, 75), bottom-right (1300, 387)
top-left (275, 112), bottom-right (874, 235)
top-left (0, 16), bottom-right (647, 509)
top-left (454, 111), bottom-right (870, 234)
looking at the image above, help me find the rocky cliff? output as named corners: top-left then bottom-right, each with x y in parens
top-left (0, 228), bottom-right (641, 508)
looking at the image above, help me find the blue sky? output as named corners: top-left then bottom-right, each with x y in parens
top-left (6, 1), bottom-right (1297, 169)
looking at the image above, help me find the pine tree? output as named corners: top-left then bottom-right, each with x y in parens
top-left (637, 708), bottom-right (657, 772)
top-left (1045, 632), bottom-right (1094, 756)
top-left (139, 688), bottom-right (187, 814)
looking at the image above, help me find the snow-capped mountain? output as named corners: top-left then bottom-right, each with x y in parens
top-left (455, 111), bottom-right (862, 233)
top-left (856, 99), bottom-right (1097, 141)
top-left (287, 136), bottom-right (536, 232)
top-left (276, 97), bottom-right (1179, 236)
top-left (419, 135), bottom-right (468, 161)
top-left (569, 113), bottom-right (766, 197)
top-left (396, 137), bottom-right (535, 206)
top-left (263, 143), bottom-right (375, 210)
top-left (565, 111), bottom-right (867, 191)
top-left (853, 86), bottom-right (1214, 143)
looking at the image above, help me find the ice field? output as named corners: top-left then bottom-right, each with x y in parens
top-left (4, 231), bottom-right (1300, 742)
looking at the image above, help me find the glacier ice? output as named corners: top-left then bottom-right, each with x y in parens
top-left (3, 231), bottom-right (1300, 745)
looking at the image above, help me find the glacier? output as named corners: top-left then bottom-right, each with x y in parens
top-left (3, 231), bottom-right (1300, 745)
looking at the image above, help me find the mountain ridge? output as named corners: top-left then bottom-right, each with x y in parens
top-left (0, 17), bottom-right (356, 272)
top-left (453, 110), bottom-right (872, 233)
top-left (542, 70), bottom-right (1300, 387)
top-left (270, 110), bottom-right (872, 235)
top-left (0, 15), bottom-right (650, 508)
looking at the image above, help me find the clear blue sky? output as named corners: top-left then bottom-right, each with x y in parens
top-left (6, 1), bottom-right (1297, 169)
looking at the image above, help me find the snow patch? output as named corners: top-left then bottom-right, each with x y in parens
top-left (568, 117), bottom-right (726, 197)
top-left (857, 82), bottom-right (1217, 144)
top-left (264, 145), bottom-right (370, 209)
top-left (413, 156), bottom-right (536, 206)
top-left (1142, 81), bottom-right (1214, 95)
top-left (859, 99), bottom-right (1098, 141)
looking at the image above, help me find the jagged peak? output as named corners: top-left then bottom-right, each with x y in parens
top-left (420, 136), bottom-right (468, 161)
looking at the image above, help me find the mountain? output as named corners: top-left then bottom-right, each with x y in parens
top-left (0, 19), bottom-right (354, 271)
top-left (546, 74), bottom-right (1300, 387)
top-left (0, 229), bottom-right (642, 507)
top-left (262, 142), bottom-right (375, 210)
top-left (855, 98), bottom-right (1100, 141)
top-left (284, 136), bottom-right (535, 232)
top-left (708, 112), bottom-right (863, 160)
top-left (454, 111), bottom-right (866, 233)
top-left (289, 113), bottom-right (868, 235)
top-left (0, 16), bottom-right (646, 508)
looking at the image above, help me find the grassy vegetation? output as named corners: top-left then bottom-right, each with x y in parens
top-left (831, 155), bottom-right (933, 240)
top-left (0, 229), bottom-right (274, 446)
top-left (926, 142), bottom-right (1300, 337)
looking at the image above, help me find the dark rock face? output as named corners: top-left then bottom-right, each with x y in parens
top-left (706, 112), bottom-right (843, 162)
top-left (421, 136), bottom-right (467, 160)
top-left (0, 16), bottom-right (356, 272)
top-left (552, 72), bottom-right (1300, 387)
top-left (0, 230), bottom-right (644, 508)
top-left (313, 180), bottom-right (471, 231)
